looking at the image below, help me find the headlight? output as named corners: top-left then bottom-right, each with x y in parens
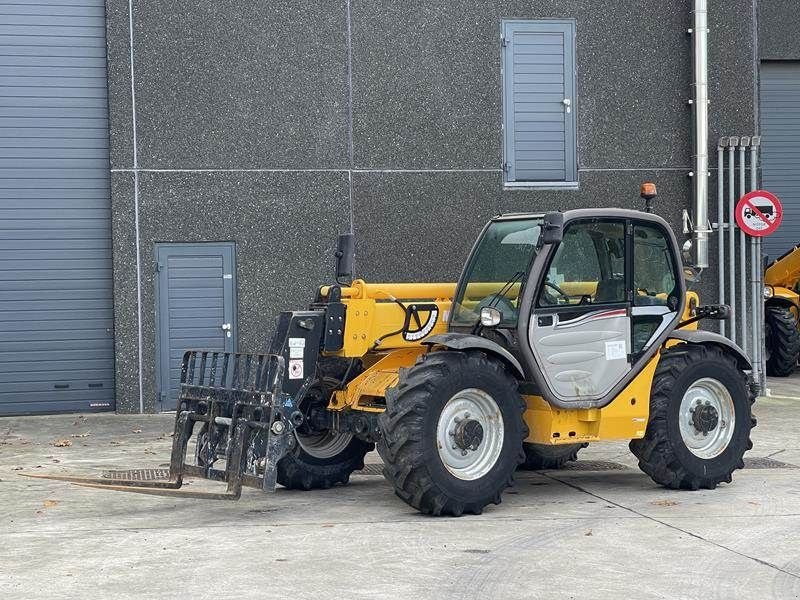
top-left (763, 286), bottom-right (774, 299)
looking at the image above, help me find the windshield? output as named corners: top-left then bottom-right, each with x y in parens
top-left (451, 218), bottom-right (543, 327)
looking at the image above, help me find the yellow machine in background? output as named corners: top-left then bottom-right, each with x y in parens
top-left (763, 243), bottom-right (800, 376)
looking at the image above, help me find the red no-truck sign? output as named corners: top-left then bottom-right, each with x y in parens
top-left (735, 190), bottom-right (783, 237)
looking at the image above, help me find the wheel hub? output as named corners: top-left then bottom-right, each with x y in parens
top-left (453, 419), bottom-right (484, 451)
top-left (691, 402), bottom-right (719, 435)
top-left (436, 389), bottom-right (505, 481)
top-left (678, 377), bottom-right (735, 459)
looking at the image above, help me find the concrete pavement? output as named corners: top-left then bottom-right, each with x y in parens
top-left (1, 394), bottom-right (799, 600)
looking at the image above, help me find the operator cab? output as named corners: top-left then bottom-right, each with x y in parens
top-left (450, 208), bottom-right (685, 407)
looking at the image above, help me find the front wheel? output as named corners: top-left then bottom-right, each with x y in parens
top-left (276, 376), bottom-right (373, 490)
top-left (377, 351), bottom-right (527, 516)
top-left (630, 344), bottom-right (755, 490)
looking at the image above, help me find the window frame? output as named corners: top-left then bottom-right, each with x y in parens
top-left (501, 19), bottom-right (579, 189)
top-left (535, 218), bottom-right (628, 310)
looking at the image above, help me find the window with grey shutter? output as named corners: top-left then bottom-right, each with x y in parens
top-left (502, 20), bottom-right (577, 186)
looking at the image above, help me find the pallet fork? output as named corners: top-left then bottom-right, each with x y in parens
top-left (24, 351), bottom-right (298, 500)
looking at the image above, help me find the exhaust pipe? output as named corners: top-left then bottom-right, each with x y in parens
top-left (692, 0), bottom-right (710, 268)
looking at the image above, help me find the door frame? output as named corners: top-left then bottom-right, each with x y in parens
top-left (516, 209), bottom-right (686, 410)
top-left (154, 242), bottom-right (238, 412)
top-left (529, 217), bottom-right (633, 403)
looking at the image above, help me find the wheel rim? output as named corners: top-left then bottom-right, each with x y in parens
top-left (436, 388), bottom-right (504, 481)
top-left (296, 430), bottom-right (353, 459)
top-left (678, 377), bottom-right (735, 459)
top-left (295, 378), bottom-right (353, 459)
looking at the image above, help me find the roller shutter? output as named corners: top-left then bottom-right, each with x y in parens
top-left (0, 0), bottom-right (114, 415)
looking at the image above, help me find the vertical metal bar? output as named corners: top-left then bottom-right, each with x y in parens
top-left (727, 139), bottom-right (738, 344)
top-left (243, 354), bottom-right (253, 389)
top-left (717, 140), bottom-right (727, 337)
top-left (209, 352), bottom-right (218, 387)
top-left (220, 353), bottom-right (229, 389)
top-left (748, 142), bottom-right (759, 387)
top-left (232, 353), bottom-right (241, 389)
top-left (751, 137), bottom-right (766, 394)
top-left (198, 351), bottom-right (208, 386)
top-left (738, 141), bottom-right (748, 358)
top-left (759, 238), bottom-right (768, 395)
top-left (186, 351), bottom-right (197, 385)
top-left (692, 0), bottom-right (710, 267)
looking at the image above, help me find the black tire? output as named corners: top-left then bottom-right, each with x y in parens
top-left (765, 305), bottom-right (800, 377)
top-left (519, 443), bottom-right (586, 470)
top-left (377, 351), bottom-right (527, 516)
top-left (629, 344), bottom-right (755, 490)
top-left (276, 374), bottom-right (373, 491)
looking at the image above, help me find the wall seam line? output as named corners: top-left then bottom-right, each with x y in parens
top-left (128, 0), bottom-right (144, 414)
top-left (345, 0), bottom-right (355, 234)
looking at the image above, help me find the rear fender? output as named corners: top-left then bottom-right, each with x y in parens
top-left (423, 333), bottom-right (526, 379)
top-left (667, 329), bottom-right (752, 370)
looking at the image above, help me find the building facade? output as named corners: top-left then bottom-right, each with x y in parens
top-left (0, 1), bottom-right (796, 415)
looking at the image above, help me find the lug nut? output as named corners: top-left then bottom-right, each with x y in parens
top-left (461, 450), bottom-right (468, 457)
top-left (271, 421), bottom-right (285, 435)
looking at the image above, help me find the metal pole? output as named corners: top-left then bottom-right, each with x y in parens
top-left (692, 0), bottom-right (711, 268)
top-left (728, 138), bottom-right (738, 344)
top-left (738, 139), bottom-right (749, 358)
top-left (751, 136), bottom-right (766, 394)
top-left (717, 140), bottom-right (727, 337)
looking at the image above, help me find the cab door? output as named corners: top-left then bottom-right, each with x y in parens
top-left (528, 219), bottom-right (631, 403)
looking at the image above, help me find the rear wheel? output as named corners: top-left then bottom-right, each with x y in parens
top-left (377, 351), bottom-right (527, 516)
top-left (519, 443), bottom-right (586, 470)
top-left (630, 344), bottom-right (755, 490)
top-left (276, 375), bottom-right (373, 490)
top-left (765, 305), bottom-right (800, 377)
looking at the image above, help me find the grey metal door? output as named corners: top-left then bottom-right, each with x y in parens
top-left (0, 0), bottom-right (114, 415)
top-left (760, 61), bottom-right (800, 258)
top-left (156, 243), bottom-right (237, 411)
top-left (502, 20), bottom-right (577, 184)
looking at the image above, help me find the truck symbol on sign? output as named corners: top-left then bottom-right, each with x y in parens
top-left (743, 203), bottom-right (775, 221)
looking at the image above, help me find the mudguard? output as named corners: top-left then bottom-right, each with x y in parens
top-left (668, 329), bottom-right (752, 370)
top-left (423, 333), bottom-right (526, 379)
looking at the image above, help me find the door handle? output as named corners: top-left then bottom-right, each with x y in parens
top-left (562, 98), bottom-right (572, 114)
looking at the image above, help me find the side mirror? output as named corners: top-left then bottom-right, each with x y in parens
top-left (539, 212), bottom-right (564, 246)
top-left (480, 306), bottom-right (502, 327)
top-left (335, 233), bottom-right (355, 284)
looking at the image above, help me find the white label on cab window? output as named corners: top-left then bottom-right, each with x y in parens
top-left (605, 340), bottom-right (627, 361)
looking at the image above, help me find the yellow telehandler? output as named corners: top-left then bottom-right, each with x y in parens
top-left (29, 188), bottom-right (756, 516)
top-left (764, 243), bottom-right (800, 376)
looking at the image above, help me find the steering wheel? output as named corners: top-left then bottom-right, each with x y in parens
top-left (545, 281), bottom-right (569, 300)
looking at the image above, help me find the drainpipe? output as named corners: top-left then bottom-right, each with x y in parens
top-left (692, 0), bottom-right (711, 268)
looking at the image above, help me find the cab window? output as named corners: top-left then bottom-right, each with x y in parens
top-left (537, 220), bottom-right (626, 307)
top-left (633, 224), bottom-right (678, 306)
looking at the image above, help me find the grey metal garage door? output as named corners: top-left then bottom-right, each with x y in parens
top-left (0, 0), bottom-right (114, 415)
top-left (760, 61), bottom-right (800, 259)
